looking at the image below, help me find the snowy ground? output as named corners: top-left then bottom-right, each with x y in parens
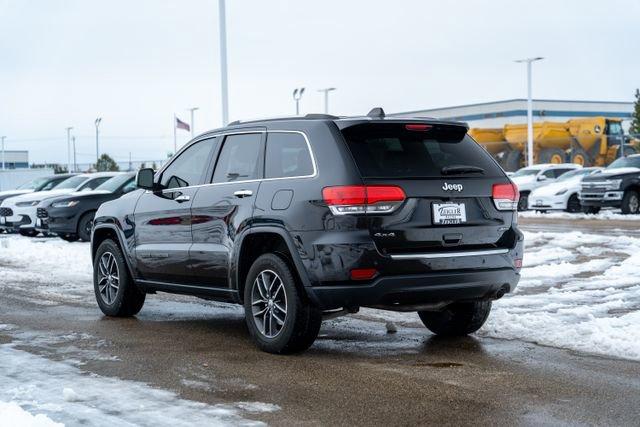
top-left (519, 209), bottom-right (640, 221)
top-left (1, 224), bottom-right (640, 424)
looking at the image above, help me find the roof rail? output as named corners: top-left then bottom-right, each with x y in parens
top-left (304, 113), bottom-right (339, 119)
top-left (226, 114), bottom-right (339, 127)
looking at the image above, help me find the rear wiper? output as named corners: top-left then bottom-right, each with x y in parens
top-left (441, 165), bottom-right (485, 175)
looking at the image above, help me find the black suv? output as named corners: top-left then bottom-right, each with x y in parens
top-left (580, 154), bottom-right (640, 214)
top-left (91, 110), bottom-right (523, 354)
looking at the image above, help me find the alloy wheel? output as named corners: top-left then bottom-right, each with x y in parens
top-left (251, 269), bottom-right (288, 338)
top-left (97, 252), bottom-right (120, 305)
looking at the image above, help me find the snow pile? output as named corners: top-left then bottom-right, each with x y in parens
top-left (0, 343), bottom-right (277, 426)
top-left (519, 209), bottom-right (640, 221)
top-left (484, 230), bottom-right (640, 361)
top-left (0, 401), bottom-right (62, 427)
top-left (0, 236), bottom-right (92, 301)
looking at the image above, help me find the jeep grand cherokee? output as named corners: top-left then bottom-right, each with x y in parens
top-left (91, 109), bottom-right (523, 354)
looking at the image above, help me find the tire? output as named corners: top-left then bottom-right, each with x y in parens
top-left (517, 192), bottom-right (529, 211)
top-left (77, 211), bottom-right (96, 242)
top-left (503, 150), bottom-right (522, 172)
top-left (539, 148), bottom-right (566, 164)
top-left (565, 194), bottom-right (582, 213)
top-left (93, 239), bottom-right (145, 317)
top-left (60, 233), bottom-right (79, 242)
top-left (243, 253), bottom-right (321, 354)
top-left (621, 190), bottom-right (640, 215)
top-left (418, 301), bottom-right (492, 337)
top-left (19, 229), bottom-right (38, 237)
top-left (570, 146), bottom-right (591, 167)
top-left (582, 206), bottom-right (601, 214)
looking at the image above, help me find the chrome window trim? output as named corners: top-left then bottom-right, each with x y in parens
top-left (389, 248), bottom-right (509, 260)
top-left (153, 129), bottom-right (318, 194)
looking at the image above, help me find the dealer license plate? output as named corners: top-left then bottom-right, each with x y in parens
top-left (433, 203), bottom-right (467, 225)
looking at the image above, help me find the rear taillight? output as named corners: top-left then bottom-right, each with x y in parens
top-left (492, 182), bottom-right (519, 211)
top-left (322, 185), bottom-right (406, 215)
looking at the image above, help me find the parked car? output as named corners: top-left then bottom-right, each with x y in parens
top-left (36, 172), bottom-right (137, 242)
top-left (90, 110), bottom-right (523, 354)
top-left (0, 174), bottom-right (76, 205)
top-left (580, 154), bottom-right (640, 214)
top-left (510, 163), bottom-right (582, 210)
top-left (528, 167), bottom-right (603, 212)
top-left (0, 172), bottom-right (120, 236)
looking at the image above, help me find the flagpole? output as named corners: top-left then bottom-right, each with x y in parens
top-left (173, 114), bottom-right (177, 154)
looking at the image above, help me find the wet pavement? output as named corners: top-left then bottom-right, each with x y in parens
top-left (1, 217), bottom-right (640, 425)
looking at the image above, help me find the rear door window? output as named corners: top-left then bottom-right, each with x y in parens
top-left (265, 132), bottom-right (314, 179)
top-left (341, 123), bottom-right (503, 178)
top-left (213, 133), bottom-right (263, 183)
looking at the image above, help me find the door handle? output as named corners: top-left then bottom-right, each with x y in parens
top-left (174, 194), bottom-right (190, 203)
top-left (234, 190), bottom-right (253, 198)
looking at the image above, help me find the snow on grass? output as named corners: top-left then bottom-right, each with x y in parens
top-left (0, 343), bottom-right (277, 426)
top-left (0, 401), bottom-right (62, 427)
top-left (519, 209), bottom-right (640, 221)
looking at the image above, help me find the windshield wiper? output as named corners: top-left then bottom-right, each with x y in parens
top-left (441, 165), bottom-right (485, 175)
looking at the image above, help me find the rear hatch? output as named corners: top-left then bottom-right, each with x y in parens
top-left (339, 121), bottom-right (517, 255)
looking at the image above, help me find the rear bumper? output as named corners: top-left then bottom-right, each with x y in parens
top-left (308, 268), bottom-right (520, 310)
top-left (294, 227), bottom-right (524, 310)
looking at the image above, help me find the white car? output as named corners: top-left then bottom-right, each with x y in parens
top-left (0, 172), bottom-right (120, 236)
top-left (510, 163), bottom-right (582, 210)
top-left (0, 174), bottom-right (74, 205)
top-left (528, 167), bottom-right (603, 212)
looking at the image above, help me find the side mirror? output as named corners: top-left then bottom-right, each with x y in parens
top-left (136, 168), bottom-right (156, 190)
top-left (537, 175), bottom-right (548, 182)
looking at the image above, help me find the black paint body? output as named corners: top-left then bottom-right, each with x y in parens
top-left (92, 117), bottom-right (523, 311)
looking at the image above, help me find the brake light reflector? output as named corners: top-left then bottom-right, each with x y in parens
top-left (405, 124), bottom-right (433, 132)
top-left (492, 182), bottom-right (519, 211)
top-left (322, 185), bottom-right (406, 215)
top-left (350, 268), bottom-right (378, 280)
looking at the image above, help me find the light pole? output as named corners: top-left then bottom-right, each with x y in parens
top-left (218, 0), bottom-right (229, 126)
top-left (317, 88), bottom-right (336, 114)
top-left (515, 57), bottom-right (544, 167)
top-left (292, 88), bottom-right (305, 115)
top-left (65, 127), bottom-right (73, 173)
top-left (188, 107), bottom-right (199, 138)
top-left (95, 117), bottom-right (102, 164)
top-left (1, 136), bottom-right (5, 170)
top-left (72, 136), bottom-right (77, 172)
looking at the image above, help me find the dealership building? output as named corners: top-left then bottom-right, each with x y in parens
top-left (391, 99), bottom-right (634, 130)
top-left (0, 150), bottom-right (29, 169)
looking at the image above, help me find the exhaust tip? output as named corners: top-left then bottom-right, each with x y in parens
top-left (495, 285), bottom-right (510, 300)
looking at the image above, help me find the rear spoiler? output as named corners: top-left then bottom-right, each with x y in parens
top-left (336, 120), bottom-right (469, 142)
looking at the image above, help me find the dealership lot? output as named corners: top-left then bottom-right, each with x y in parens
top-left (1, 215), bottom-right (639, 425)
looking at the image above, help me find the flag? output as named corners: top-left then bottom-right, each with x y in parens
top-left (176, 116), bottom-right (190, 132)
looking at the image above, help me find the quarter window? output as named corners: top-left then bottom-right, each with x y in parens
top-left (265, 132), bottom-right (314, 179)
top-left (161, 138), bottom-right (216, 189)
top-left (213, 134), bottom-right (263, 183)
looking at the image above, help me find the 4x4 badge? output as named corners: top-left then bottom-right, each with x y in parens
top-left (442, 182), bottom-right (463, 192)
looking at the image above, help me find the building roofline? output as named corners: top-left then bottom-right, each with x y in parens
top-left (391, 98), bottom-right (634, 116)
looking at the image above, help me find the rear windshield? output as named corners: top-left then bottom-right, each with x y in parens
top-left (341, 123), bottom-right (504, 179)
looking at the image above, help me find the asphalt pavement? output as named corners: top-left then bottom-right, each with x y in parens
top-left (1, 218), bottom-right (639, 426)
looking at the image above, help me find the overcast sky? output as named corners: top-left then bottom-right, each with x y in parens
top-left (1, 0), bottom-right (639, 165)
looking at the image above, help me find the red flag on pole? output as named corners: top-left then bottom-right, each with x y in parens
top-left (176, 117), bottom-right (190, 132)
